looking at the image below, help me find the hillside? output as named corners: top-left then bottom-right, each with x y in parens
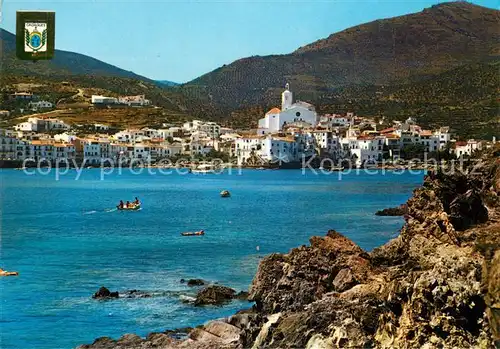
top-left (184, 2), bottom-right (499, 110)
top-left (0, 29), bottom-right (149, 80)
top-left (0, 29), bottom-right (221, 124)
top-left (222, 62), bottom-right (499, 139)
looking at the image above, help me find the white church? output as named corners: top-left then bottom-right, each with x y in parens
top-left (257, 83), bottom-right (318, 135)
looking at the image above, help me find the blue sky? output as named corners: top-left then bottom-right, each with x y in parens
top-left (2, 0), bottom-right (498, 82)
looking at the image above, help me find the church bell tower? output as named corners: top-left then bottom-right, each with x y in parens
top-left (281, 83), bottom-right (293, 110)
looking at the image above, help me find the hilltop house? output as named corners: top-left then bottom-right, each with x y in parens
top-left (91, 95), bottom-right (118, 105)
top-left (28, 101), bottom-right (53, 111)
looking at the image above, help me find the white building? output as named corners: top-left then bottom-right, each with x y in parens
top-left (235, 135), bottom-right (299, 166)
top-left (93, 124), bottom-right (110, 132)
top-left (257, 83), bottom-right (318, 135)
top-left (113, 129), bottom-right (146, 143)
top-left (454, 140), bottom-right (482, 157)
top-left (91, 95), bottom-right (118, 104)
top-left (81, 140), bottom-right (103, 164)
top-left (0, 131), bottom-right (19, 160)
top-left (182, 120), bottom-right (221, 139)
top-left (54, 132), bottom-right (77, 143)
top-left (118, 95), bottom-right (150, 106)
top-left (54, 143), bottom-right (76, 161)
top-left (434, 127), bottom-right (452, 151)
top-left (28, 141), bottom-right (55, 161)
top-left (14, 117), bottom-right (69, 132)
top-left (28, 100), bottom-right (53, 111)
top-left (340, 136), bottom-right (384, 167)
top-left (312, 130), bottom-right (340, 154)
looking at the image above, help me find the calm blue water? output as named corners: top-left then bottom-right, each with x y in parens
top-left (0, 168), bottom-right (423, 349)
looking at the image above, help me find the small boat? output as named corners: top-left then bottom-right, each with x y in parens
top-left (220, 190), bottom-right (231, 198)
top-left (118, 204), bottom-right (141, 211)
top-left (181, 230), bottom-right (205, 236)
top-left (192, 164), bottom-right (217, 174)
top-left (0, 268), bottom-right (18, 277)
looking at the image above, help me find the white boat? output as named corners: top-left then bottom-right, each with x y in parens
top-left (191, 164), bottom-right (217, 174)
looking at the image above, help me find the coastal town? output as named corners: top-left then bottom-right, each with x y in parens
top-left (0, 83), bottom-right (494, 169)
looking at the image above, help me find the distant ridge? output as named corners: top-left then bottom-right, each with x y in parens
top-left (184, 1), bottom-right (500, 109)
top-left (0, 29), bottom-right (151, 81)
top-left (156, 80), bottom-right (180, 87)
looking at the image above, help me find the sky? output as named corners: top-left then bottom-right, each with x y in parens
top-left (1, 0), bottom-right (498, 83)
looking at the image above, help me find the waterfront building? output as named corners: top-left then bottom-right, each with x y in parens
top-left (235, 135), bottom-right (299, 166)
top-left (312, 130), bottom-right (340, 154)
top-left (54, 143), bottom-right (76, 161)
top-left (0, 131), bottom-right (20, 160)
top-left (28, 140), bottom-right (55, 161)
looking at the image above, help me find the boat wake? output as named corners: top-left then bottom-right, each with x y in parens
top-left (105, 208), bottom-right (117, 213)
top-left (83, 210), bottom-right (97, 215)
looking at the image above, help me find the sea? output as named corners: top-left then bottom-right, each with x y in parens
top-left (0, 168), bottom-right (424, 348)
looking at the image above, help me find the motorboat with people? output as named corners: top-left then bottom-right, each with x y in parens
top-left (220, 190), bottom-right (231, 198)
top-left (117, 197), bottom-right (141, 211)
top-left (181, 230), bottom-right (205, 236)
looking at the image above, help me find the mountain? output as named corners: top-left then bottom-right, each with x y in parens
top-left (156, 80), bottom-right (180, 87)
top-left (183, 2), bottom-right (499, 110)
top-left (0, 29), bottom-right (150, 80)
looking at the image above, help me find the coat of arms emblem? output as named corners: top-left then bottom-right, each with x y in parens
top-left (24, 22), bottom-right (47, 53)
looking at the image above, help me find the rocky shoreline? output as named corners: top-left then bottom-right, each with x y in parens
top-left (78, 146), bottom-right (499, 349)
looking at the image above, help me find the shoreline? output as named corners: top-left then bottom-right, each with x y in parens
top-left (78, 146), bottom-right (499, 349)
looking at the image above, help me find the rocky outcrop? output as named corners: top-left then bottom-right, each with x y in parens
top-left (375, 204), bottom-right (408, 216)
top-left (194, 285), bottom-right (237, 306)
top-left (92, 287), bottom-right (119, 299)
top-left (79, 147), bottom-right (500, 349)
top-left (180, 278), bottom-right (206, 287)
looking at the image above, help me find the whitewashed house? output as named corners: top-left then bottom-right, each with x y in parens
top-left (91, 95), bottom-right (118, 105)
top-left (454, 140), bottom-right (482, 157)
top-left (28, 100), bottom-right (53, 111)
top-left (235, 135), bottom-right (299, 166)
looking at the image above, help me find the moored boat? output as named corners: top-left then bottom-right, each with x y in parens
top-left (181, 230), bottom-right (205, 236)
top-left (192, 164), bottom-right (217, 174)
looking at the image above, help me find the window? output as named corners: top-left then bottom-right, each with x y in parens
top-left (295, 112), bottom-right (301, 117)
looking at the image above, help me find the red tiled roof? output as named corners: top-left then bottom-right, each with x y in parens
top-left (380, 127), bottom-right (395, 133)
top-left (266, 107), bottom-right (281, 115)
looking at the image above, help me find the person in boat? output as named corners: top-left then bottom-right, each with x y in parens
top-left (134, 197), bottom-right (140, 205)
top-left (117, 200), bottom-right (124, 209)
top-left (126, 201), bottom-right (131, 208)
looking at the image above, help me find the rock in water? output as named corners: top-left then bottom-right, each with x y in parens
top-left (92, 287), bottom-right (119, 299)
top-left (375, 204), bottom-right (408, 216)
top-left (194, 285), bottom-right (236, 306)
top-left (187, 279), bottom-right (205, 287)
